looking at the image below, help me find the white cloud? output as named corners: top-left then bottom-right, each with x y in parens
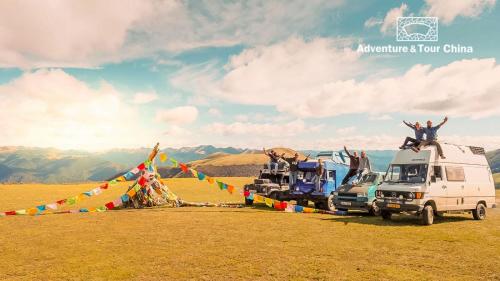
top-left (204, 119), bottom-right (322, 137)
top-left (364, 4), bottom-right (408, 34)
top-left (0, 0), bottom-right (152, 68)
top-left (172, 37), bottom-right (500, 120)
top-left (155, 106), bottom-right (199, 125)
top-left (0, 69), bottom-right (154, 150)
top-left (423, 0), bottom-right (496, 24)
top-left (132, 91), bottom-right (158, 104)
top-left (0, 0), bottom-right (343, 68)
top-left (369, 114), bottom-right (393, 121)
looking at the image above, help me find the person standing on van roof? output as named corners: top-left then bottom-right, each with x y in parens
top-left (400, 121), bottom-right (424, 152)
top-left (357, 151), bottom-right (371, 180)
top-left (263, 148), bottom-right (280, 174)
top-left (284, 153), bottom-right (310, 188)
top-left (315, 158), bottom-right (324, 192)
top-left (342, 146), bottom-right (360, 185)
top-left (416, 116), bottom-right (448, 159)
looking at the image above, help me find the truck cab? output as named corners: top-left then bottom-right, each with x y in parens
top-left (285, 151), bottom-right (350, 211)
top-left (376, 144), bottom-right (496, 225)
top-left (333, 172), bottom-right (384, 215)
top-left (243, 162), bottom-right (289, 205)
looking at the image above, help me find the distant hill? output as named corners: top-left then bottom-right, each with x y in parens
top-left (486, 149), bottom-right (500, 174)
top-left (300, 150), bottom-right (396, 172)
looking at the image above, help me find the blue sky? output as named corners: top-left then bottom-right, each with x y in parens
top-left (0, 0), bottom-right (499, 151)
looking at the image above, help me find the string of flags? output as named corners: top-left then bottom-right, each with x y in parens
top-left (0, 158), bottom-right (155, 217)
top-left (0, 148), bottom-right (337, 217)
top-left (156, 152), bottom-right (335, 215)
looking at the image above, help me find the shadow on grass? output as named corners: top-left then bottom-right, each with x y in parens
top-left (320, 212), bottom-right (473, 226)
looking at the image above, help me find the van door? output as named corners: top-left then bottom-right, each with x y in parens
top-left (428, 165), bottom-right (447, 210)
top-left (444, 166), bottom-right (466, 210)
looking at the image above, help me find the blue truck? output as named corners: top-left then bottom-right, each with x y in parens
top-left (270, 151), bottom-right (350, 211)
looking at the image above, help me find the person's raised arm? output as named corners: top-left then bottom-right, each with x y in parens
top-left (303, 154), bottom-right (311, 162)
top-left (367, 158), bottom-right (372, 172)
top-left (437, 116), bottom-right (448, 128)
top-left (403, 120), bottom-right (415, 129)
top-left (263, 147), bottom-right (268, 155)
top-left (344, 146), bottom-right (352, 157)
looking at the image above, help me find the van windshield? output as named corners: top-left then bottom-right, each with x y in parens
top-left (385, 164), bottom-right (428, 184)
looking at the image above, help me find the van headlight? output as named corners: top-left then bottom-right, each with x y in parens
top-left (408, 192), bottom-right (415, 200)
top-left (333, 192), bottom-right (338, 196)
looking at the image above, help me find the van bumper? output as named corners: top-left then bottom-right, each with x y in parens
top-left (376, 200), bottom-right (422, 212)
top-left (333, 198), bottom-right (371, 211)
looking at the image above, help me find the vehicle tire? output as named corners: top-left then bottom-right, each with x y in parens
top-left (314, 202), bottom-right (324, 209)
top-left (269, 191), bottom-right (280, 200)
top-left (472, 203), bottom-right (486, 220)
top-left (296, 199), bottom-right (308, 207)
top-left (245, 198), bottom-right (254, 206)
top-left (422, 205), bottom-right (434, 225)
top-left (326, 194), bottom-right (336, 212)
top-left (381, 210), bottom-right (392, 220)
top-left (368, 201), bottom-right (380, 216)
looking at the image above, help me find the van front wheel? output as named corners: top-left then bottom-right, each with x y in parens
top-left (422, 205), bottom-right (434, 225)
top-left (472, 203), bottom-right (486, 220)
top-left (381, 210), bottom-right (392, 220)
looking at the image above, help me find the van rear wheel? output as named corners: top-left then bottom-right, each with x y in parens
top-left (368, 201), bottom-right (380, 216)
top-left (472, 203), bottom-right (486, 220)
top-left (422, 205), bottom-right (434, 225)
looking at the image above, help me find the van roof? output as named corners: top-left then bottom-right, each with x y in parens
top-left (392, 143), bottom-right (489, 166)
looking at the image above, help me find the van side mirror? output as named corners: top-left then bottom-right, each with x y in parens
top-left (431, 175), bottom-right (436, 183)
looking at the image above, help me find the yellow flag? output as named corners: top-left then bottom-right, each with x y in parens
top-left (190, 169), bottom-right (198, 178)
top-left (117, 176), bottom-right (126, 182)
top-left (303, 207), bottom-right (314, 213)
top-left (206, 177), bottom-right (214, 184)
top-left (160, 153), bottom-right (167, 162)
top-left (265, 198), bottom-right (273, 208)
top-left (27, 208), bottom-right (38, 216)
top-left (127, 189), bottom-right (136, 197)
top-left (253, 195), bottom-right (263, 203)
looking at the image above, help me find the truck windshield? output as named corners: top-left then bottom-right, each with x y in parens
top-left (385, 164), bottom-right (428, 183)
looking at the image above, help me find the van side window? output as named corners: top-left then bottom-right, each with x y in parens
top-left (328, 171), bottom-right (334, 179)
top-left (433, 166), bottom-right (442, 180)
top-left (445, 166), bottom-right (465, 182)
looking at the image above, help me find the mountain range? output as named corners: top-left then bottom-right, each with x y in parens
top-left (0, 146), bottom-right (498, 187)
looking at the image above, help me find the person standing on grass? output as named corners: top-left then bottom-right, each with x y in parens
top-left (342, 146), bottom-right (360, 185)
top-left (284, 152), bottom-right (310, 188)
top-left (416, 116), bottom-right (448, 159)
top-left (357, 151), bottom-right (372, 180)
top-left (400, 121), bottom-right (425, 152)
top-left (315, 159), bottom-right (324, 192)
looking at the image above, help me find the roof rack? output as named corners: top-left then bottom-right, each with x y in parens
top-left (468, 146), bottom-right (485, 155)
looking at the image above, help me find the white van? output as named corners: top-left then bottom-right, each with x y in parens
top-left (376, 143), bottom-right (496, 225)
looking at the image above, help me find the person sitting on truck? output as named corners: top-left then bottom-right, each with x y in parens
top-left (263, 148), bottom-right (280, 174)
top-left (357, 151), bottom-right (371, 180)
top-left (284, 153), bottom-right (310, 188)
top-left (314, 159), bottom-right (324, 192)
top-left (342, 146), bottom-right (360, 185)
top-left (416, 116), bottom-right (448, 159)
top-left (400, 121), bottom-right (424, 152)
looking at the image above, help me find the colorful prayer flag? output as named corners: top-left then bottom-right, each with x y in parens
top-left (66, 197), bottom-right (77, 205)
top-left (190, 169), bottom-right (198, 178)
top-left (105, 202), bottom-right (115, 210)
top-left (5, 211), bottom-right (16, 216)
top-left (137, 163), bottom-right (146, 170)
top-left (46, 203), bottom-right (58, 210)
top-left (207, 177), bottom-right (214, 184)
top-left (113, 198), bottom-right (123, 207)
top-left (83, 191), bottom-right (93, 197)
top-left (127, 189), bottom-right (136, 197)
top-left (121, 194), bottom-right (130, 203)
top-left (36, 205), bottom-right (46, 212)
top-left (116, 176), bottom-right (126, 182)
top-left (197, 171), bottom-right (206, 181)
top-left (15, 209), bottom-right (27, 215)
top-left (131, 167), bottom-right (140, 174)
top-left (180, 163), bottom-right (188, 173)
top-left (294, 205), bottom-right (304, 213)
top-left (100, 183), bottom-right (109, 189)
top-left (265, 198), bottom-right (273, 208)
top-left (96, 206), bottom-right (107, 212)
top-left (56, 199), bottom-right (67, 205)
top-left (171, 158), bottom-right (178, 167)
top-left (79, 208), bottom-right (89, 213)
top-left (253, 194), bottom-right (263, 203)
top-left (244, 191), bottom-right (250, 197)
top-left (160, 153), bottom-right (167, 162)
top-left (227, 185), bottom-right (234, 194)
top-left (109, 179), bottom-right (117, 185)
top-left (138, 176), bottom-right (147, 187)
top-left (27, 208), bottom-right (38, 215)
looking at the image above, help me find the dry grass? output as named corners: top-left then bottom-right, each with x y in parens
top-left (0, 179), bottom-right (499, 281)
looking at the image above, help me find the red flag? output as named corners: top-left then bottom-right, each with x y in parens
top-left (227, 185), bottom-right (234, 194)
top-left (137, 163), bottom-right (146, 170)
top-left (100, 183), bottom-right (109, 190)
top-left (281, 201), bottom-right (288, 209)
top-left (138, 176), bottom-right (147, 187)
top-left (180, 164), bottom-right (188, 173)
top-left (243, 191), bottom-right (250, 197)
top-left (56, 199), bottom-right (67, 205)
top-left (5, 211), bottom-right (16, 216)
top-left (105, 202), bottom-right (115, 210)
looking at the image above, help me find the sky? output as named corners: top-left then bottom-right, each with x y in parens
top-left (0, 0), bottom-right (499, 151)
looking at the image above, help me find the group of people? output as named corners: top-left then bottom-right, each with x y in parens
top-left (341, 146), bottom-right (372, 185)
top-left (400, 116), bottom-right (448, 159)
top-left (263, 148), bottom-right (310, 187)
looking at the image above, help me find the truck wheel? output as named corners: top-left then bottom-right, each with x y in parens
top-left (422, 205), bottom-right (434, 225)
top-left (245, 198), bottom-right (254, 206)
top-left (314, 202), bottom-right (324, 209)
top-left (368, 201), bottom-right (380, 216)
top-left (269, 191), bottom-right (280, 200)
top-left (381, 210), bottom-right (392, 220)
top-left (472, 203), bottom-right (486, 220)
top-left (326, 194), bottom-right (335, 212)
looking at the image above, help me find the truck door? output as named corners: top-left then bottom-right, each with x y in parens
top-left (429, 165), bottom-right (447, 210)
top-left (324, 170), bottom-right (336, 194)
top-left (444, 166), bottom-right (466, 210)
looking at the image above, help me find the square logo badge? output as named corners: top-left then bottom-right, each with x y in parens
top-left (397, 17), bottom-right (438, 41)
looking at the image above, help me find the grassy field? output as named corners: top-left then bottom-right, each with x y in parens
top-left (0, 179), bottom-right (499, 281)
